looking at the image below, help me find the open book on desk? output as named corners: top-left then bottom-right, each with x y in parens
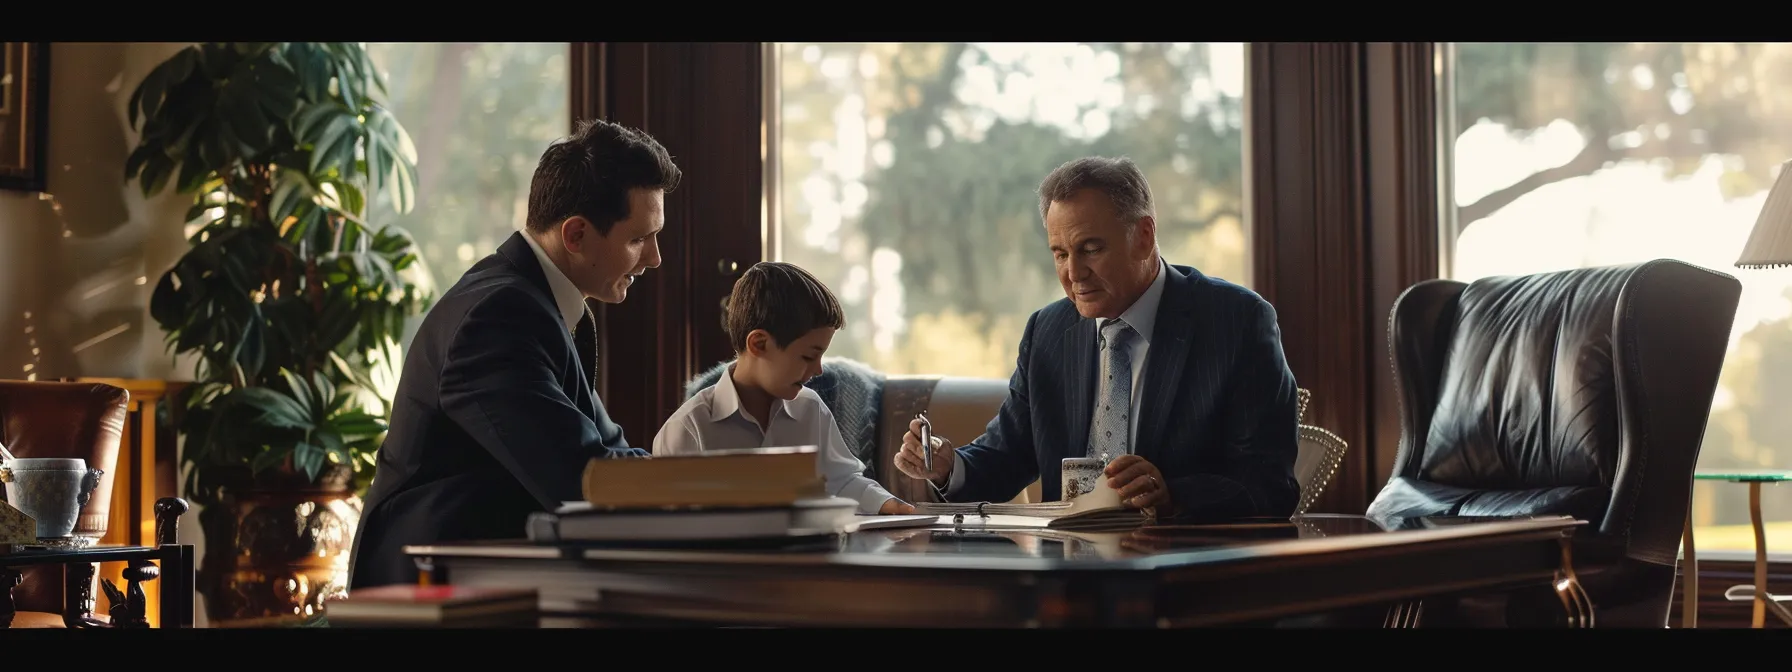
top-left (913, 483), bottom-right (1152, 531)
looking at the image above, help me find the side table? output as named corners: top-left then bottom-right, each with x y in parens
top-left (0, 497), bottom-right (193, 628)
top-left (1681, 470), bottom-right (1792, 628)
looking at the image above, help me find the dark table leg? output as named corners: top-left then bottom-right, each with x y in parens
top-left (62, 561), bottom-right (108, 628)
top-left (0, 566), bottom-right (19, 628)
top-left (159, 545), bottom-right (195, 628)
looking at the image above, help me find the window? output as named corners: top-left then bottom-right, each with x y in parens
top-left (769, 43), bottom-right (1250, 378)
top-left (364, 43), bottom-right (571, 346)
top-left (1441, 42), bottom-right (1792, 553)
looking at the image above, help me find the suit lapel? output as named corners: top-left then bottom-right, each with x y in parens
top-left (1062, 318), bottom-right (1097, 462)
top-left (1138, 269), bottom-right (1197, 464)
top-left (501, 231), bottom-right (601, 421)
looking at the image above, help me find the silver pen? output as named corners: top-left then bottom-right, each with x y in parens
top-left (917, 410), bottom-right (934, 473)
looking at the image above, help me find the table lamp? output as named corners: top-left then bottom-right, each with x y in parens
top-left (1736, 160), bottom-right (1792, 269)
top-left (1720, 158), bottom-right (1792, 629)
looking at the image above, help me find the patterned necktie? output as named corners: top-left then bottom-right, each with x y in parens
top-left (575, 303), bottom-right (600, 394)
top-left (1088, 318), bottom-right (1136, 461)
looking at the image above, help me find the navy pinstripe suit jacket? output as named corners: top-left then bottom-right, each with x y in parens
top-left (951, 263), bottom-right (1302, 521)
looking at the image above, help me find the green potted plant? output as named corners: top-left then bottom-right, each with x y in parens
top-left (124, 42), bottom-right (434, 624)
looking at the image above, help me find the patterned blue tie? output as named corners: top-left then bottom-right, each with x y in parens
top-left (1088, 319), bottom-right (1136, 461)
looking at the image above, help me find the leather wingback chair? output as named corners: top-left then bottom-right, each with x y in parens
top-left (1365, 259), bottom-right (1741, 628)
top-left (0, 380), bottom-right (128, 628)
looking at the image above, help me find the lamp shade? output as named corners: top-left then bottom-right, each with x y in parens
top-left (1737, 160), bottom-right (1792, 269)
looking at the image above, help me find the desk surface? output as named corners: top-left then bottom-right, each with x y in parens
top-left (403, 514), bottom-right (1584, 627)
top-left (409, 513), bottom-right (1581, 573)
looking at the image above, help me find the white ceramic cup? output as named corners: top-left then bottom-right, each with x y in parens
top-left (1060, 456), bottom-right (1107, 502)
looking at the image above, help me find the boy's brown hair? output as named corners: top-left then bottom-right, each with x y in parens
top-left (726, 262), bottom-right (845, 353)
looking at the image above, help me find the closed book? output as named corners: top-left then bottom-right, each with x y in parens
top-left (326, 584), bottom-right (538, 627)
top-left (528, 496), bottom-right (858, 543)
top-left (580, 445), bottom-right (823, 509)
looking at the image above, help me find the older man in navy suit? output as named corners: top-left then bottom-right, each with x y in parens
top-left (893, 156), bottom-right (1301, 522)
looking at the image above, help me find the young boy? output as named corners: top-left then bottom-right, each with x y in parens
top-left (653, 262), bottom-right (914, 515)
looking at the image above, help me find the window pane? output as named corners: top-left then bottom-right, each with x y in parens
top-left (772, 43), bottom-right (1250, 378)
top-left (364, 43), bottom-right (571, 346)
top-left (1443, 42), bottom-right (1792, 553)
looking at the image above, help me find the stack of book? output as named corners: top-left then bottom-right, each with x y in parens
top-left (524, 446), bottom-right (863, 546)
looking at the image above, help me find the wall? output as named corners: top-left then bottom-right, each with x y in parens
top-left (0, 42), bottom-right (193, 382)
top-left (0, 42), bottom-right (208, 624)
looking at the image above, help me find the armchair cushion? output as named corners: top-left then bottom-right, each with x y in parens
top-left (1368, 476), bottom-right (1610, 527)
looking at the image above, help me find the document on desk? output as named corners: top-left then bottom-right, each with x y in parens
top-left (913, 486), bottom-right (1151, 531)
top-left (847, 514), bottom-right (942, 531)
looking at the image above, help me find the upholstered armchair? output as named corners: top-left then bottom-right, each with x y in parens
top-left (0, 380), bottom-right (128, 628)
top-left (1365, 259), bottom-right (1741, 628)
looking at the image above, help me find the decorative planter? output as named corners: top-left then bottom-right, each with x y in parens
top-left (195, 464), bottom-right (361, 625)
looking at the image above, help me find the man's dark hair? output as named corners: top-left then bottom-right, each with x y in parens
top-left (726, 262), bottom-right (846, 353)
top-left (1037, 156), bottom-right (1155, 224)
top-left (525, 118), bottom-right (681, 235)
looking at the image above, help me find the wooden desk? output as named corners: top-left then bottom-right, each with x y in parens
top-left (402, 514), bottom-right (1589, 628)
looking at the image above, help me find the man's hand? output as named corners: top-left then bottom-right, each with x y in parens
top-left (894, 418), bottom-right (954, 484)
top-left (878, 498), bottom-right (917, 515)
top-left (1106, 455), bottom-right (1170, 514)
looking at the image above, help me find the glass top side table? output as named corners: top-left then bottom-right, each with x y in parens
top-left (1681, 469), bottom-right (1792, 628)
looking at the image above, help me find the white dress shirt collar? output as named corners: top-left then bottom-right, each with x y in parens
top-left (1110, 257), bottom-right (1170, 344)
top-left (521, 232), bottom-right (588, 332)
top-left (708, 365), bottom-right (801, 426)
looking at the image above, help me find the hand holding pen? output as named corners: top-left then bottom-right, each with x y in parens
top-left (895, 412), bottom-right (954, 485)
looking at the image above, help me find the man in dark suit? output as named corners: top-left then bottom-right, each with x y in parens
top-left (893, 156), bottom-right (1300, 522)
top-left (348, 119), bottom-right (680, 588)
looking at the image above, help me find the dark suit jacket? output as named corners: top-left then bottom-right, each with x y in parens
top-left (348, 231), bottom-right (646, 589)
top-left (950, 263), bottom-right (1301, 521)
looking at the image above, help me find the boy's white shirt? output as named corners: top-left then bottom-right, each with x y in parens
top-left (652, 366), bottom-right (897, 514)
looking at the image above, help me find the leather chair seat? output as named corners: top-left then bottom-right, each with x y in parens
top-left (1369, 476), bottom-right (1611, 528)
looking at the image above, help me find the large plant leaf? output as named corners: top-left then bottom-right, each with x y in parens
top-left (230, 387), bottom-right (313, 430)
top-left (127, 46), bottom-right (200, 130)
top-left (293, 443), bottom-right (327, 481)
top-left (294, 102), bottom-right (361, 177)
top-left (364, 106), bottom-right (418, 214)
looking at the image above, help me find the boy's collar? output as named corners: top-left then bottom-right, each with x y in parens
top-left (708, 362), bottom-right (801, 425)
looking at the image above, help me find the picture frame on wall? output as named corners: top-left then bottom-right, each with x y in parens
top-left (0, 42), bottom-right (49, 192)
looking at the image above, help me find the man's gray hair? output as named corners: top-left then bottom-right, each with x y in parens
top-left (1037, 156), bottom-right (1156, 224)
